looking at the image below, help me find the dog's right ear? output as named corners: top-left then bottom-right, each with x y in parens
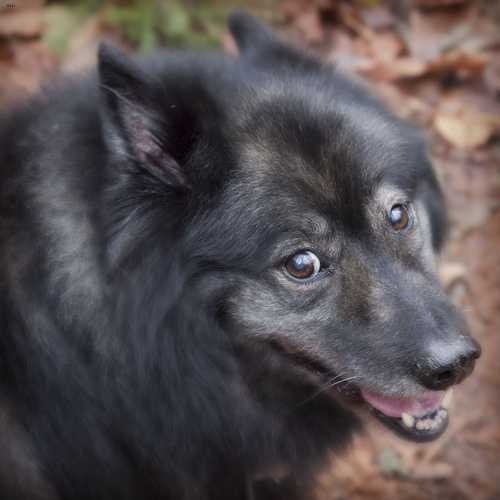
top-left (228, 10), bottom-right (319, 69)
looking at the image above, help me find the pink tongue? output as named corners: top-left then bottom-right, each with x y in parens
top-left (361, 389), bottom-right (445, 418)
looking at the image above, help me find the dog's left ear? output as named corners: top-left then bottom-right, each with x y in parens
top-left (98, 43), bottom-right (190, 189)
top-left (228, 10), bottom-right (319, 69)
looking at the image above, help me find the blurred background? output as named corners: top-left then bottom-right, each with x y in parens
top-left (0, 0), bottom-right (498, 499)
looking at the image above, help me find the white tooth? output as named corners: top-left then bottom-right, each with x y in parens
top-left (438, 409), bottom-right (448, 419)
top-left (401, 413), bottom-right (415, 428)
top-left (441, 388), bottom-right (454, 409)
top-left (416, 420), bottom-right (426, 430)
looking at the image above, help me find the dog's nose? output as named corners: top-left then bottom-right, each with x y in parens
top-left (417, 337), bottom-right (481, 391)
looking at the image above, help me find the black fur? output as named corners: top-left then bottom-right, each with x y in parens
top-left (0, 12), bottom-right (477, 500)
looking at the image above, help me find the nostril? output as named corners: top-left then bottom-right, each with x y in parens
top-left (418, 364), bottom-right (460, 391)
top-left (435, 368), bottom-right (455, 385)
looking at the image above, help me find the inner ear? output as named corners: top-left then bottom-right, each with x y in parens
top-left (98, 43), bottom-right (187, 189)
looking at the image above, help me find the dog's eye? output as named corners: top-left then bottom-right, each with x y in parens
top-left (389, 204), bottom-right (410, 231)
top-left (285, 251), bottom-right (321, 280)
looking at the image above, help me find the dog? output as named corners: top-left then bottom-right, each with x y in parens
top-left (0, 11), bottom-right (480, 500)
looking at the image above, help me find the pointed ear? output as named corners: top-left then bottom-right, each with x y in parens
top-left (228, 10), bottom-right (276, 55)
top-left (98, 43), bottom-right (187, 189)
top-left (228, 10), bottom-right (320, 69)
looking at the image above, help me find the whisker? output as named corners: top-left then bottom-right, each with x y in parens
top-left (292, 375), bottom-right (359, 410)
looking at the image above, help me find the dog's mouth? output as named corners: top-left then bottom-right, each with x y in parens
top-left (269, 341), bottom-right (453, 443)
top-left (359, 388), bottom-right (452, 442)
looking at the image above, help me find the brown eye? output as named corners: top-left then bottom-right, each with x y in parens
top-left (389, 204), bottom-right (410, 230)
top-left (285, 251), bottom-right (321, 280)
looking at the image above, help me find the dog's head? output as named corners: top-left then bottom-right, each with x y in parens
top-left (99, 12), bottom-right (480, 443)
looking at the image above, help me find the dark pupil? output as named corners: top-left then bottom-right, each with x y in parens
top-left (287, 253), bottom-right (314, 278)
top-left (389, 205), bottom-right (408, 229)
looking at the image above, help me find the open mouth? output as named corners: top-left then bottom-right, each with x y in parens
top-left (359, 388), bottom-right (453, 442)
top-left (268, 341), bottom-right (454, 443)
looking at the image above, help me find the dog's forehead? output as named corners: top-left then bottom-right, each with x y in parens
top-left (232, 87), bottom-right (425, 219)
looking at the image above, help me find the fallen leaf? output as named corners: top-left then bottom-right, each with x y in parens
top-left (0, 7), bottom-right (43, 38)
top-left (484, 54), bottom-right (500, 95)
top-left (362, 56), bottom-right (427, 80)
top-left (360, 6), bottom-right (395, 31)
top-left (406, 9), bottom-right (460, 61)
top-left (433, 90), bottom-right (500, 148)
top-left (439, 262), bottom-right (468, 288)
top-left (367, 31), bottom-right (404, 62)
top-left (427, 50), bottom-right (488, 79)
top-left (326, 29), bottom-right (375, 73)
top-left (434, 113), bottom-right (495, 148)
top-left (409, 462), bottom-right (454, 480)
top-left (0, 41), bottom-right (56, 104)
top-left (294, 9), bottom-right (323, 45)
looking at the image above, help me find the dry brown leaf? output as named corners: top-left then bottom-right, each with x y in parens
top-left (362, 49), bottom-right (487, 82)
top-left (406, 9), bottom-right (459, 60)
top-left (337, 3), bottom-right (376, 43)
top-left (294, 9), bottom-right (323, 45)
top-left (427, 50), bottom-right (488, 79)
top-left (409, 462), bottom-right (454, 480)
top-left (439, 262), bottom-right (468, 288)
top-left (0, 8), bottom-right (43, 38)
top-left (434, 90), bottom-right (500, 148)
top-left (360, 6), bottom-right (395, 31)
top-left (367, 31), bottom-right (404, 63)
top-left (484, 54), bottom-right (500, 95)
top-left (362, 56), bottom-right (427, 80)
top-left (434, 113), bottom-right (495, 148)
top-left (0, 41), bottom-right (55, 104)
top-left (326, 30), bottom-right (375, 73)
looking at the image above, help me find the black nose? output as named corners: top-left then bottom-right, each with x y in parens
top-left (417, 337), bottom-right (481, 391)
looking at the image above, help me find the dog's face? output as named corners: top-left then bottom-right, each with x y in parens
top-left (99, 13), bottom-right (480, 444)
top-left (220, 87), bottom-right (475, 442)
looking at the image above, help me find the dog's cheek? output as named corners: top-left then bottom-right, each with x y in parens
top-left (226, 282), bottom-right (293, 338)
top-left (225, 278), bottom-right (341, 362)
